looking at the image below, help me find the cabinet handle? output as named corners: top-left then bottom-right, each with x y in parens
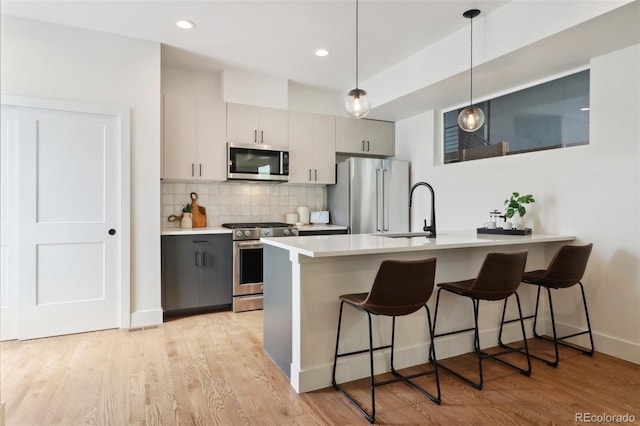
top-left (195, 251), bottom-right (200, 267)
top-left (201, 252), bottom-right (206, 266)
top-left (261, 130), bottom-right (264, 143)
top-left (309, 169), bottom-right (312, 181)
top-left (362, 140), bottom-right (365, 151)
top-left (254, 130), bottom-right (257, 143)
top-left (314, 169), bottom-right (318, 181)
top-left (199, 163), bottom-right (202, 177)
top-left (367, 141), bottom-right (370, 152)
top-left (191, 163), bottom-right (195, 177)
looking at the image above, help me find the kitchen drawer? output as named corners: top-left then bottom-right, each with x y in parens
top-left (162, 234), bottom-right (230, 250)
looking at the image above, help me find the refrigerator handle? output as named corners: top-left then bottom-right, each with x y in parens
top-left (383, 168), bottom-right (390, 231)
top-left (376, 169), bottom-right (382, 232)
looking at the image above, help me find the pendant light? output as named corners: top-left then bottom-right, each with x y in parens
top-left (344, 0), bottom-right (371, 118)
top-left (458, 9), bottom-right (485, 132)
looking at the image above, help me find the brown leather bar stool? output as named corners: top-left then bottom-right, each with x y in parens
top-left (331, 258), bottom-right (440, 424)
top-left (500, 243), bottom-right (594, 367)
top-left (432, 250), bottom-right (530, 390)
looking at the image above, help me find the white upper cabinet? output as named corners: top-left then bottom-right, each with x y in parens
top-left (335, 117), bottom-right (395, 156)
top-left (162, 95), bottom-right (226, 181)
top-left (226, 103), bottom-right (288, 148)
top-left (288, 111), bottom-right (336, 185)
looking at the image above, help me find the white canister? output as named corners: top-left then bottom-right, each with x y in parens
top-left (181, 213), bottom-right (193, 229)
top-left (285, 213), bottom-right (299, 225)
top-left (297, 206), bottom-right (310, 224)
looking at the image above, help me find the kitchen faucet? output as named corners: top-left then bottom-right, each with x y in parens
top-left (409, 182), bottom-right (436, 237)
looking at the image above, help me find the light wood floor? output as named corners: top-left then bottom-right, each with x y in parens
top-left (2, 310), bottom-right (639, 425)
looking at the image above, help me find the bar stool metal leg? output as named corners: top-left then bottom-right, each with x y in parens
top-left (434, 290), bottom-right (531, 390)
top-left (500, 282), bottom-right (595, 367)
top-left (332, 257), bottom-right (440, 423)
top-left (333, 303), bottom-right (441, 424)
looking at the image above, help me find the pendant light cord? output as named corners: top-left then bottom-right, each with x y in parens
top-left (355, 0), bottom-right (359, 89)
top-left (469, 14), bottom-right (473, 108)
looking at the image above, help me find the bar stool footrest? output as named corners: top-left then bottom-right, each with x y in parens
top-left (332, 364), bottom-right (441, 424)
top-left (479, 349), bottom-right (531, 376)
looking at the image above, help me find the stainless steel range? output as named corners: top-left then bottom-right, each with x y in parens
top-left (222, 222), bottom-right (298, 312)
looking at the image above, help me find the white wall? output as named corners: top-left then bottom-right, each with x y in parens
top-left (288, 83), bottom-right (342, 116)
top-left (162, 67), bottom-right (223, 99)
top-left (222, 68), bottom-right (288, 109)
top-left (395, 44), bottom-right (640, 364)
top-left (1, 16), bottom-right (163, 327)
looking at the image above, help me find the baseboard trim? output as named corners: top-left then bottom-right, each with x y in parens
top-left (552, 320), bottom-right (640, 365)
top-left (129, 309), bottom-right (163, 329)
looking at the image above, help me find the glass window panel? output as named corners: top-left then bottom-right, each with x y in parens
top-left (443, 70), bottom-right (589, 164)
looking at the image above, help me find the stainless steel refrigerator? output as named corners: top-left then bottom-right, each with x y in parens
top-left (327, 158), bottom-right (409, 234)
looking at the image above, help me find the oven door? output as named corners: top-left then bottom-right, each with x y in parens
top-left (233, 240), bottom-right (264, 295)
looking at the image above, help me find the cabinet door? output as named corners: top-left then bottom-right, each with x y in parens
top-left (197, 99), bottom-right (227, 181)
top-left (287, 111), bottom-right (314, 183)
top-left (199, 236), bottom-right (233, 307)
top-left (311, 114), bottom-right (336, 184)
top-left (163, 95), bottom-right (197, 180)
top-left (258, 107), bottom-right (288, 148)
top-left (365, 120), bottom-right (395, 156)
top-left (163, 245), bottom-right (201, 311)
top-left (335, 116), bottom-right (365, 154)
top-left (226, 103), bottom-right (260, 144)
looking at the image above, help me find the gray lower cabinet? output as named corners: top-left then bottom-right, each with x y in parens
top-left (161, 234), bottom-right (232, 314)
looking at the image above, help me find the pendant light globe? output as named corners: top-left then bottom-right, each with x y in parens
top-left (459, 8), bottom-right (484, 132)
top-left (344, 0), bottom-right (371, 118)
top-left (458, 105), bottom-right (485, 132)
top-left (345, 88), bottom-right (371, 118)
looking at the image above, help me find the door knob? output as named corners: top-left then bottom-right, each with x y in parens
top-left (108, 228), bottom-right (116, 235)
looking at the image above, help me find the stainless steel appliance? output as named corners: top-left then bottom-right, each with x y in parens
top-left (227, 143), bottom-right (289, 182)
top-left (327, 158), bottom-right (409, 234)
top-left (222, 222), bottom-right (298, 312)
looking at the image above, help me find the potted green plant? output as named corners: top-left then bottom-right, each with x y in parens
top-left (504, 192), bottom-right (535, 229)
top-left (181, 203), bottom-right (193, 229)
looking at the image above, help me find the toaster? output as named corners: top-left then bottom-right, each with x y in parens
top-left (310, 210), bottom-right (329, 224)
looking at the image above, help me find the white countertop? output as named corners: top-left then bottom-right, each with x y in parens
top-left (261, 230), bottom-right (575, 258)
top-left (295, 224), bottom-right (347, 232)
top-left (161, 226), bottom-right (231, 236)
top-left (161, 224), bottom-right (346, 236)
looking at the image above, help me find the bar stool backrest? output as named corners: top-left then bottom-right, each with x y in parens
top-left (469, 251), bottom-right (528, 300)
top-left (539, 243), bottom-right (593, 288)
top-left (361, 258), bottom-right (437, 316)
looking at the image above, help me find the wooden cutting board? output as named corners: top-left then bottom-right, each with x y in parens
top-left (190, 192), bottom-right (207, 228)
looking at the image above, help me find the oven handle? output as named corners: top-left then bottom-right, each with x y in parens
top-left (237, 241), bottom-right (263, 249)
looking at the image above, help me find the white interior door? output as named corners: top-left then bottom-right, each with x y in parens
top-left (1, 106), bottom-right (19, 339)
top-left (10, 101), bottom-right (127, 339)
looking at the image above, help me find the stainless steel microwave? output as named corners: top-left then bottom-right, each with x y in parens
top-left (227, 143), bottom-right (289, 182)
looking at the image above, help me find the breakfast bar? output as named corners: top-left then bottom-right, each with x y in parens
top-left (261, 230), bottom-right (575, 393)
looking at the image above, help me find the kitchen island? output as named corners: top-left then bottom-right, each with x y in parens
top-left (261, 230), bottom-right (575, 393)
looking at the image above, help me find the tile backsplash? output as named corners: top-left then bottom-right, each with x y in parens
top-left (161, 182), bottom-right (326, 227)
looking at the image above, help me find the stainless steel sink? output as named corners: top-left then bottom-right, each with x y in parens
top-left (374, 232), bottom-right (433, 238)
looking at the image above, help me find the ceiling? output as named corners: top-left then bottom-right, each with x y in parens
top-left (0, 0), bottom-right (510, 93)
top-left (2, 1), bottom-right (639, 120)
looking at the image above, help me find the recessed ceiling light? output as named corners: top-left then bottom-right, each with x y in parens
top-left (176, 19), bottom-right (195, 30)
top-left (314, 48), bottom-right (330, 57)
